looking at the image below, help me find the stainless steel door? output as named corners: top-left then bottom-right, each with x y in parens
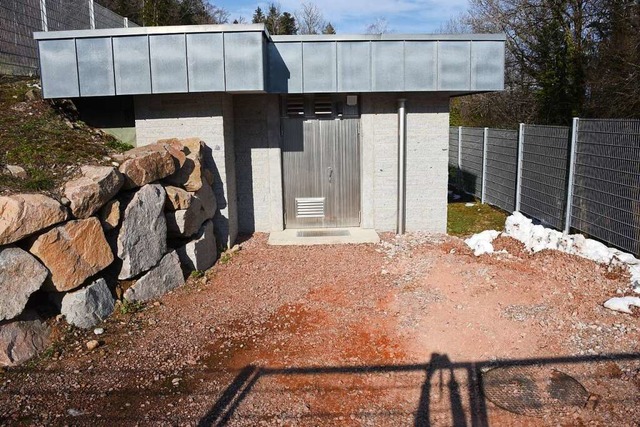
top-left (282, 118), bottom-right (360, 229)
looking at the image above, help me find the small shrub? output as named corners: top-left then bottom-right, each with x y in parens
top-left (190, 270), bottom-right (205, 279)
top-left (119, 299), bottom-right (144, 315)
top-left (219, 252), bottom-right (232, 265)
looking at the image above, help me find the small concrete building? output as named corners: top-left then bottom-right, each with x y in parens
top-left (34, 24), bottom-right (505, 246)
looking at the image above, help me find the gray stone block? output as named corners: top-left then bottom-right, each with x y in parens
top-left (124, 251), bottom-right (185, 302)
top-left (61, 278), bottom-right (115, 329)
top-left (0, 247), bottom-right (48, 321)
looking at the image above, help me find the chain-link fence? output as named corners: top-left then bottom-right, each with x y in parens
top-left (1, 0), bottom-right (134, 76)
top-left (449, 119), bottom-right (640, 256)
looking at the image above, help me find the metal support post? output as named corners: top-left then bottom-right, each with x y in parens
top-left (515, 123), bottom-right (525, 212)
top-left (481, 127), bottom-right (489, 204)
top-left (89, 0), bottom-right (95, 29)
top-left (564, 117), bottom-right (579, 234)
top-left (397, 99), bottom-right (407, 235)
top-left (40, 0), bottom-right (48, 31)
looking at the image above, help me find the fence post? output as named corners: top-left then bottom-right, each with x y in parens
top-left (89, 0), bottom-right (95, 29)
top-left (124, 17), bottom-right (129, 28)
top-left (39, 0), bottom-right (48, 31)
top-left (481, 127), bottom-right (489, 204)
top-left (457, 126), bottom-right (463, 190)
top-left (515, 123), bottom-right (525, 212)
top-left (564, 117), bottom-right (579, 234)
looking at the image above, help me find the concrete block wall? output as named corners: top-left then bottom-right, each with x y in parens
top-left (404, 93), bottom-right (449, 233)
top-left (361, 93), bottom-right (449, 233)
top-left (233, 94), bottom-right (284, 233)
top-left (133, 93), bottom-right (238, 247)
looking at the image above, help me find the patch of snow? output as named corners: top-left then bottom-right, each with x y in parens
top-left (465, 203), bottom-right (475, 207)
top-left (603, 297), bottom-right (640, 314)
top-left (465, 230), bottom-right (500, 256)
top-left (503, 211), bottom-right (640, 304)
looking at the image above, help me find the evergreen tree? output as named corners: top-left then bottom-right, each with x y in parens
top-left (279, 12), bottom-right (298, 35)
top-left (265, 4), bottom-right (281, 34)
top-left (252, 6), bottom-right (266, 24)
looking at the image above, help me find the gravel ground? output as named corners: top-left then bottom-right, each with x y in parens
top-left (1, 233), bottom-right (639, 426)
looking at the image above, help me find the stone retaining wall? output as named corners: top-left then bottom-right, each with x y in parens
top-left (0, 138), bottom-right (218, 367)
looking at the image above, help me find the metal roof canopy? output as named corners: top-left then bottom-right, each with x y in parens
top-left (34, 24), bottom-right (506, 99)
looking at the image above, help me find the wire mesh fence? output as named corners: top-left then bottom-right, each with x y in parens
top-left (449, 127), bottom-right (459, 168)
top-left (484, 129), bottom-right (518, 212)
top-left (0, 0), bottom-right (134, 76)
top-left (460, 127), bottom-right (484, 199)
top-left (0, 0), bottom-right (42, 75)
top-left (570, 119), bottom-right (640, 255)
top-left (449, 119), bottom-right (640, 256)
top-left (519, 125), bottom-right (570, 229)
top-left (95, 3), bottom-right (126, 29)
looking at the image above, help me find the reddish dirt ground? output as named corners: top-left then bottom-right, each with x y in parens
top-left (1, 233), bottom-right (639, 426)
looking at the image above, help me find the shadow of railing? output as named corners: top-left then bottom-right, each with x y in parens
top-left (198, 352), bottom-right (640, 427)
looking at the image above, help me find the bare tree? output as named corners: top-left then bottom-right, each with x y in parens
top-left (365, 18), bottom-right (391, 34)
top-left (296, 2), bottom-right (327, 35)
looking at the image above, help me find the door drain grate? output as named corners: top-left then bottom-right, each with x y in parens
top-left (296, 230), bottom-right (351, 238)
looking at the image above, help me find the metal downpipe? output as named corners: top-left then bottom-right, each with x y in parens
top-left (397, 98), bottom-right (407, 235)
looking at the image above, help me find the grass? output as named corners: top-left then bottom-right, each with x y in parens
top-left (0, 76), bottom-right (129, 194)
top-left (105, 139), bottom-right (134, 152)
top-left (447, 201), bottom-right (508, 237)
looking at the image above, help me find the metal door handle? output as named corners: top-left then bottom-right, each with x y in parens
top-left (328, 167), bottom-right (333, 183)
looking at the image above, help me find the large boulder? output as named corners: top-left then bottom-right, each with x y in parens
top-left (161, 138), bottom-right (205, 191)
top-left (123, 251), bottom-right (185, 302)
top-left (176, 220), bottom-right (217, 272)
top-left (0, 311), bottom-right (51, 367)
top-left (64, 166), bottom-right (124, 219)
top-left (0, 194), bottom-right (68, 245)
top-left (160, 137), bottom-right (203, 161)
top-left (117, 184), bottom-right (167, 279)
top-left (118, 143), bottom-right (184, 189)
top-left (28, 217), bottom-right (114, 292)
top-left (0, 247), bottom-right (48, 321)
top-left (61, 278), bottom-right (115, 329)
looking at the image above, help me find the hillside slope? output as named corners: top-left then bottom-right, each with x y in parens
top-left (0, 76), bottom-right (131, 196)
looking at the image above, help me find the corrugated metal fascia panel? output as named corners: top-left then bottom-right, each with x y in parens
top-left (270, 33), bottom-right (506, 42)
top-left (37, 26), bottom-right (269, 98)
top-left (268, 37), bottom-right (505, 94)
top-left (34, 23), bottom-right (270, 40)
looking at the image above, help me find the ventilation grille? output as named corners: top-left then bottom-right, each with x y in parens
top-left (314, 95), bottom-right (333, 116)
top-left (286, 96), bottom-right (304, 117)
top-left (295, 197), bottom-right (325, 218)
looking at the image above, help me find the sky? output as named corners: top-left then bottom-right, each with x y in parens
top-left (214, 0), bottom-right (469, 34)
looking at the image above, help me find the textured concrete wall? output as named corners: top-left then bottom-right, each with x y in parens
top-left (133, 93), bottom-right (238, 246)
top-left (361, 93), bottom-right (449, 232)
top-left (233, 94), bottom-right (283, 233)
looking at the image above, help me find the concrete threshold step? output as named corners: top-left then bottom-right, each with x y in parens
top-left (268, 228), bottom-right (380, 246)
